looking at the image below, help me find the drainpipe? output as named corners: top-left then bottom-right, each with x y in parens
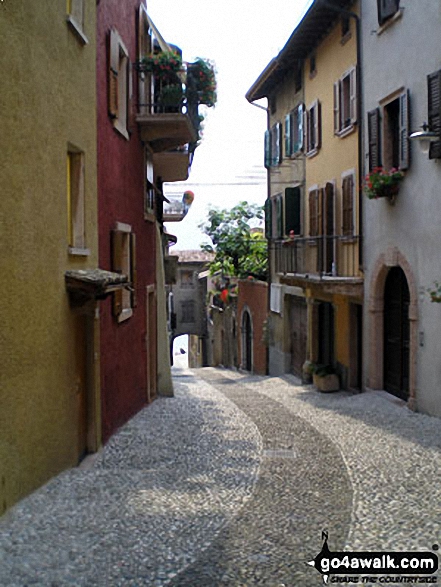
top-left (320, 0), bottom-right (363, 269)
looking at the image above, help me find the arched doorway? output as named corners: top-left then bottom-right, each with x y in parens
top-left (242, 309), bottom-right (253, 371)
top-left (383, 267), bottom-right (410, 400)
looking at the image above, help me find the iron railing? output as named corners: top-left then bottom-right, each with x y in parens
top-left (273, 235), bottom-right (362, 278)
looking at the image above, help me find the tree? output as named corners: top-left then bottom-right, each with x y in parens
top-left (199, 201), bottom-right (267, 281)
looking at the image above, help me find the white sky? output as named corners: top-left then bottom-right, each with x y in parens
top-left (147, 0), bottom-right (313, 250)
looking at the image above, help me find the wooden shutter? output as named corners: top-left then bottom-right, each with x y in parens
top-left (285, 113), bottom-right (292, 157)
top-left (111, 229), bottom-right (124, 317)
top-left (109, 30), bottom-right (119, 118)
top-left (399, 90), bottom-right (410, 170)
top-left (377, 0), bottom-right (399, 26)
top-left (264, 198), bottom-right (272, 239)
top-left (324, 183), bottom-right (334, 237)
top-left (274, 123), bottom-right (282, 165)
top-left (350, 67), bottom-right (357, 125)
top-left (342, 176), bottom-right (354, 236)
top-left (317, 187), bottom-right (323, 236)
top-left (368, 108), bottom-right (381, 171)
top-left (315, 101), bottom-right (322, 150)
top-left (264, 130), bottom-right (271, 168)
top-left (309, 190), bottom-right (318, 237)
top-left (305, 108), bottom-right (311, 153)
top-left (276, 195), bottom-right (283, 238)
top-left (428, 70), bottom-right (441, 159)
top-left (130, 232), bottom-right (137, 308)
top-left (295, 104), bottom-right (304, 153)
top-left (285, 187), bottom-right (301, 236)
top-left (334, 81), bottom-right (341, 134)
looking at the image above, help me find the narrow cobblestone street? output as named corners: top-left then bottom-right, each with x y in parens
top-left (1, 366), bottom-right (441, 586)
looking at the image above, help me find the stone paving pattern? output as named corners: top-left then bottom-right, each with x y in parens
top-left (1, 366), bottom-right (441, 586)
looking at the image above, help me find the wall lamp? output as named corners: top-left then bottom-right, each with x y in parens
top-left (409, 122), bottom-right (439, 155)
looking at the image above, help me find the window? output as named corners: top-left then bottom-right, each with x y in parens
top-left (294, 60), bottom-right (303, 93)
top-left (334, 67), bottom-right (357, 135)
top-left (309, 54), bottom-right (317, 77)
top-left (180, 270), bottom-right (194, 289)
top-left (341, 173), bottom-right (355, 236)
top-left (305, 100), bottom-right (321, 156)
top-left (367, 90), bottom-right (410, 171)
top-left (145, 152), bottom-right (155, 217)
top-left (67, 0), bottom-right (88, 44)
top-left (264, 123), bottom-right (282, 168)
top-left (181, 300), bottom-right (195, 323)
top-left (67, 148), bottom-right (89, 255)
top-left (111, 223), bottom-right (137, 322)
top-left (427, 70), bottom-right (441, 159)
top-left (341, 16), bottom-right (350, 38)
top-left (377, 0), bottom-right (400, 26)
top-left (109, 29), bottom-right (130, 140)
top-left (284, 187), bottom-right (302, 236)
top-left (285, 104), bottom-right (304, 157)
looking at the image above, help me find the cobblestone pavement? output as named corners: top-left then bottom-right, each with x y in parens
top-left (1, 366), bottom-right (441, 586)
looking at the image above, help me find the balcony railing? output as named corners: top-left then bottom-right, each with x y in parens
top-left (163, 194), bottom-right (192, 222)
top-left (274, 235), bottom-right (362, 279)
top-left (136, 71), bottom-right (200, 152)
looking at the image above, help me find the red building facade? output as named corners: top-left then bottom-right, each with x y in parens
top-left (97, 1), bottom-right (156, 442)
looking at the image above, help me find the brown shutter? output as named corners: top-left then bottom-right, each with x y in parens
top-left (111, 229), bottom-right (124, 317)
top-left (399, 90), bottom-right (410, 170)
top-left (309, 190), bottom-right (317, 237)
top-left (109, 30), bottom-right (119, 118)
top-left (324, 182), bottom-right (334, 237)
top-left (342, 176), bottom-right (354, 236)
top-left (428, 70), bottom-right (441, 159)
top-left (315, 101), bottom-right (322, 150)
top-left (130, 232), bottom-right (137, 308)
top-left (317, 187), bottom-right (323, 236)
top-left (368, 108), bottom-right (381, 171)
top-left (350, 67), bottom-right (357, 125)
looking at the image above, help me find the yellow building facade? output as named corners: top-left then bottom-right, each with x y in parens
top-left (248, 0), bottom-right (362, 388)
top-left (303, 1), bottom-right (363, 388)
top-left (0, 1), bottom-right (100, 513)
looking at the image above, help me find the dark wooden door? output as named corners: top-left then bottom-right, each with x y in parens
top-left (384, 267), bottom-right (410, 400)
top-left (318, 302), bottom-right (335, 366)
top-left (290, 297), bottom-right (307, 377)
top-left (243, 311), bottom-right (252, 371)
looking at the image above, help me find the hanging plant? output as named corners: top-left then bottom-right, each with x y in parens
top-left (428, 281), bottom-right (441, 303)
top-left (364, 167), bottom-right (404, 199)
top-left (187, 58), bottom-right (217, 107)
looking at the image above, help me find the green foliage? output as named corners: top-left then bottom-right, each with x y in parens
top-left (199, 202), bottom-right (267, 281)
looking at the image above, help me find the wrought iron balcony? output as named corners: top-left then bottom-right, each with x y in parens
top-left (136, 72), bottom-right (199, 153)
top-left (274, 235), bottom-right (362, 280)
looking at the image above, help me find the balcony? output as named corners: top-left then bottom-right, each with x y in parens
top-left (153, 148), bottom-right (193, 182)
top-left (274, 236), bottom-right (363, 283)
top-left (163, 194), bottom-right (193, 222)
top-left (136, 73), bottom-right (199, 153)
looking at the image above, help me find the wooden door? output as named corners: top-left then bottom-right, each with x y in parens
top-left (318, 302), bottom-right (335, 366)
top-left (290, 297), bottom-right (307, 377)
top-left (146, 286), bottom-right (157, 402)
top-left (384, 267), bottom-right (410, 400)
top-left (242, 311), bottom-right (252, 371)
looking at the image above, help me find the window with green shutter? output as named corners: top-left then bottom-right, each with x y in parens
top-left (285, 114), bottom-right (292, 157)
top-left (428, 70), bottom-right (441, 159)
top-left (264, 130), bottom-right (271, 169)
top-left (284, 187), bottom-right (301, 236)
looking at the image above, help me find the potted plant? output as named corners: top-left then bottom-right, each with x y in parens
top-left (159, 84), bottom-right (184, 109)
top-left (138, 51), bottom-right (183, 83)
top-left (364, 167), bottom-right (404, 200)
top-left (312, 364), bottom-right (340, 392)
top-left (428, 281), bottom-right (441, 303)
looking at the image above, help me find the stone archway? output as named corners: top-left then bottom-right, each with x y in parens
top-left (367, 247), bottom-right (418, 409)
